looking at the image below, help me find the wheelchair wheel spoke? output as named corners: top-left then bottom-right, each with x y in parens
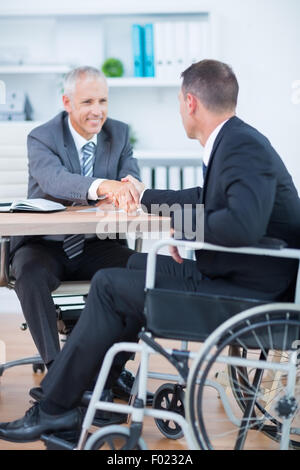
top-left (187, 304), bottom-right (300, 450)
top-left (107, 436), bottom-right (116, 450)
top-left (166, 396), bottom-right (172, 408)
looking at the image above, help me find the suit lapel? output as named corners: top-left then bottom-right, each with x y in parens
top-left (62, 114), bottom-right (81, 174)
top-left (201, 116), bottom-right (239, 203)
top-left (93, 127), bottom-right (111, 178)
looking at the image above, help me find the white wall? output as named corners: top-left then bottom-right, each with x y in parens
top-left (209, 0), bottom-right (300, 191)
top-left (0, 0), bottom-right (299, 189)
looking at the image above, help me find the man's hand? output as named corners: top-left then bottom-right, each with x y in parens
top-left (169, 228), bottom-right (183, 264)
top-left (121, 175), bottom-right (145, 196)
top-left (97, 179), bottom-right (140, 212)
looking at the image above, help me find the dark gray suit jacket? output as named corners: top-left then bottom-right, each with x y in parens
top-left (11, 111), bottom-right (140, 255)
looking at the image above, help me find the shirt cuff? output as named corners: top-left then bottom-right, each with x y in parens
top-left (88, 179), bottom-right (107, 200)
top-left (139, 189), bottom-right (146, 204)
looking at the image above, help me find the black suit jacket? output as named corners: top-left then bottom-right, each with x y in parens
top-left (10, 111), bottom-right (140, 257)
top-left (142, 116), bottom-right (300, 299)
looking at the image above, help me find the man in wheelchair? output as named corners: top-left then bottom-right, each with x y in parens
top-left (0, 59), bottom-right (299, 443)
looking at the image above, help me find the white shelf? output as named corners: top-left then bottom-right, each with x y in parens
top-left (0, 1), bottom-right (209, 17)
top-left (107, 78), bottom-right (180, 87)
top-left (0, 65), bottom-right (71, 74)
top-left (0, 67), bottom-right (181, 87)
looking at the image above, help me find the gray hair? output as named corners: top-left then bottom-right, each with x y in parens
top-left (63, 66), bottom-right (106, 97)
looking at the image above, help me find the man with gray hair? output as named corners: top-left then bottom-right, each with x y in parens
top-left (10, 66), bottom-right (145, 417)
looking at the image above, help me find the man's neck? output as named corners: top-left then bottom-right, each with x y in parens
top-left (68, 116), bottom-right (96, 143)
top-left (199, 112), bottom-right (235, 147)
top-left (68, 116), bottom-right (95, 141)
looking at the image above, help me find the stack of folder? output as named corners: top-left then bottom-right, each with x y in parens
top-left (132, 21), bottom-right (209, 79)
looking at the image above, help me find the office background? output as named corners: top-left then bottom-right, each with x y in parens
top-left (0, 0), bottom-right (299, 313)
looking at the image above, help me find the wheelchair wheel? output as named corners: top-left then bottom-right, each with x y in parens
top-left (186, 304), bottom-right (300, 450)
top-left (84, 425), bottom-right (147, 450)
top-left (227, 345), bottom-right (300, 449)
top-left (153, 383), bottom-right (185, 440)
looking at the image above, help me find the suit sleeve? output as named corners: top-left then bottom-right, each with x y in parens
top-left (28, 134), bottom-right (96, 204)
top-left (141, 187), bottom-right (202, 216)
top-left (116, 126), bottom-right (141, 181)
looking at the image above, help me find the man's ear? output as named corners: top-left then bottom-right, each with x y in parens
top-left (185, 93), bottom-right (197, 115)
top-left (62, 94), bottom-right (72, 113)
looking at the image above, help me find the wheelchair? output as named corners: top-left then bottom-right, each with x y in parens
top-left (39, 235), bottom-right (300, 451)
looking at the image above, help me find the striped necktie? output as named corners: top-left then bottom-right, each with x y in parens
top-left (81, 141), bottom-right (96, 177)
top-left (63, 142), bottom-right (96, 259)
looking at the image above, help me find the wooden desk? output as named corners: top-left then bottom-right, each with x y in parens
top-left (0, 205), bottom-right (170, 237)
top-left (0, 205), bottom-right (170, 286)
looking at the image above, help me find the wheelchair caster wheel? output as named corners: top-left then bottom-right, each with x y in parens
top-left (153, 383), bottom-right (185, 440)
top-left (32, 363), bottom-right (45, 373)
top-left (84, 425), bottom-right (147, 450)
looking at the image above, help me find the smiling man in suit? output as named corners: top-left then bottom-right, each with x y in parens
top-left (1, 59), bottom-right (300, 442)
top-left (10, 66), bottom-right (142, 407)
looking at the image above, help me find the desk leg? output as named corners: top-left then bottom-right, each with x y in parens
top-left (0, 236), bottom-right (10, 287)
top-left (0, 339), bottom-right (6, 369)
top-left (134, 233), bottom-right (143, 253)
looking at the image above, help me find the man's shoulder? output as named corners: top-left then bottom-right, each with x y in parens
top-left (28, 111), bottom-right (66, 139)
top-left (103, 117), bottom-right (128, 137)
top-left (219, 116), bottom-right (282, 173)
top-left (221, 116), bottom-right (272, 151)
top-left (225, 116), bottom-right (269, 142)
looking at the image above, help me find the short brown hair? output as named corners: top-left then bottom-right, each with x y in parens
top-left (181, 60), bottom-right (239, 113)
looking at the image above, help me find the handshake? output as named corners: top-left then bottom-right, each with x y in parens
top-left (97, 175), bottom-right (145, 213)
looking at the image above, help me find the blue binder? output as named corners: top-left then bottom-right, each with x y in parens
top-left (132, 24), bottom-right (144, 77)
top-left (144, 23), bottom-right (155, 77)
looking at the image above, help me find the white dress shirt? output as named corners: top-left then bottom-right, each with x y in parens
top-left (140, 119), bottom-right (229, 203)
top-left (43, 120), bottom-right (104, 241)
top-left (202, 119), bottom-right (229, 167)
top-left (68, 117), bottom-right (105, 201)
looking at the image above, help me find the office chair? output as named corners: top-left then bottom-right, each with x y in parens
top-left (0, 235), bottom-right (144, 377)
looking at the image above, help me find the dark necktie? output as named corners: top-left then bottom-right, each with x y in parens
top-left (63, 142), bottom-right (96, 259)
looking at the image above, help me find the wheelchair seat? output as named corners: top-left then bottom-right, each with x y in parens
top-left (145, 288), bottom-right (268, 342)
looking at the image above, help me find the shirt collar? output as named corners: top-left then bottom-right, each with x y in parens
top-left (68, 116), bottom-right (98, 154)
top-left (202, 119), bottom-right (229, 166)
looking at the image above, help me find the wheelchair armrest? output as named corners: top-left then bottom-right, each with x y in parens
top-left (253, 237), bottom-right (287, 250)
top-left (145, 237), bottom-right (300, 303)
top-left (0, 237), bottom-right (11, 287)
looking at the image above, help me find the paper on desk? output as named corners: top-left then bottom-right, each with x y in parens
top-left (77, 207), bottom-right (142, 214)
top-left (0, 203), bottom-right (11, 212)
top-left (77, 207), bottom-right (125, 213)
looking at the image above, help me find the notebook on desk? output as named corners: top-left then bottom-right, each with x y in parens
top-left (0, 198), bottom-right (66, 213)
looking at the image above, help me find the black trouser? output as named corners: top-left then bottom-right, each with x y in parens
top-left (11, 238), bottom-right (134, 365)
top-left (41, 251), bottom-right (279, 412)
top-left (40, 253), bottom-right (211, 411)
